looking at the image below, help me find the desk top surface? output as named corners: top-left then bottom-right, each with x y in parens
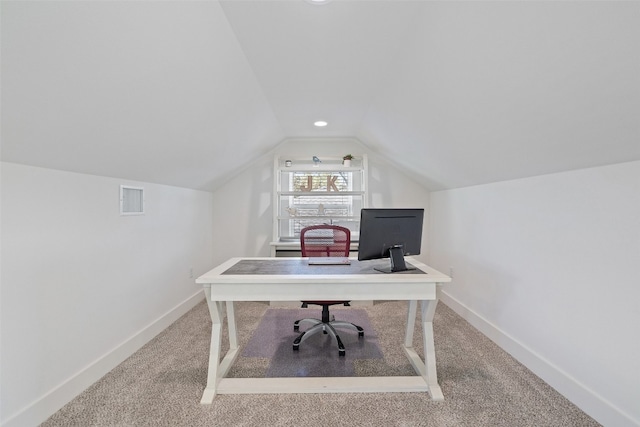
top-left (222, 258), bottom-right (426, 276)
top-left (197, 257), bottom-right (451, 286)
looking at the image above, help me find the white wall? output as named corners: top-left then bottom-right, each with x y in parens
top-left (210, 138), bottom-right (430, 266)
top-left (0, 162), bottom-right (214, 427)
top-left (428, 161), bottom-right (640, 427)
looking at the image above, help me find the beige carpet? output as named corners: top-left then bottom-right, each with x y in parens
top-left (42, 300), bottom-right (600, 426)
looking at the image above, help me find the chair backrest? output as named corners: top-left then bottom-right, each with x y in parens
top-left (300, 225), bottom-right (351, 257)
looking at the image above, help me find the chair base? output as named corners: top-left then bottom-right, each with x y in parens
top-left (293, 318), bottom-right (364, 357)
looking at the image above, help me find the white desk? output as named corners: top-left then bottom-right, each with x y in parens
top-left (196, 257), bottom-right (451, 404)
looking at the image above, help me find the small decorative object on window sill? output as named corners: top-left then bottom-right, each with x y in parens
top-left (285, 207), bottom-right (298, 217)
top-left (342, 154), bottom-right (354, 167)
top-left (285, 160), bottom-right (292, 167)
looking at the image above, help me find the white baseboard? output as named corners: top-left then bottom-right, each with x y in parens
top-left (2, 291), bottom-right (205, 427)
top-left (439, 291), bottom-right (639, 427)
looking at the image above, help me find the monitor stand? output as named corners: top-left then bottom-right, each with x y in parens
top-left (374, 245), bottom-right (416, 273)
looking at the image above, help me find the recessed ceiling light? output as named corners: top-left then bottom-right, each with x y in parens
top-left (305, 0), bottom-right (332, 5)
top-left (314, 121), bottom-right (328, 127)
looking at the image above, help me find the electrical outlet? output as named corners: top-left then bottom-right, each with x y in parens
top-left (449, 267), bottom-right (454, 278)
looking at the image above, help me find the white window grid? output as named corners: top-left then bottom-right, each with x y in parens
top-left (286, 171), bottom-right (354, 236)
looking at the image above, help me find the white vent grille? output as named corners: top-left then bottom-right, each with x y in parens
top-left (120, 186), bottom-right (144, 215)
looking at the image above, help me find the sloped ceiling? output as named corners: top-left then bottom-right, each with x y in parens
top-left (2, 0), bottom-right (639, 191)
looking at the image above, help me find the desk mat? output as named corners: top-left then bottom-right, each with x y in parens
top-left (242, 308), bottom-right (383, 377)
top-left (222, 259), bottom-right (426, 275)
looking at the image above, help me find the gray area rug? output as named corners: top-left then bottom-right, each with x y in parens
top-left (243, 308), bottom-right (382, 377)
top-left (42, 300), bottom-right (601, 426)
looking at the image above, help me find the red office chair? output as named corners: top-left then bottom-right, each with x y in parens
top-left (293, 225), bottom-right (364, 356)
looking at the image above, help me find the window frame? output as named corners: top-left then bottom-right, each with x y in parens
top-left (273, 155), bottom-right (368, 244)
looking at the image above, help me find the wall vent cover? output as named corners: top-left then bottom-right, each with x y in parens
top-left (120, 185), bottom-right (144, 215)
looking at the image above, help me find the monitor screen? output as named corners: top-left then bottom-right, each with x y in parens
top-left (357, 208), bottom-right (424, 273)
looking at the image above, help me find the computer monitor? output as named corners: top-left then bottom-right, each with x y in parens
top-left (357, 208), bottom-right (424, 273)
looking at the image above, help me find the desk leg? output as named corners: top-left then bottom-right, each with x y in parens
top-left (404, 300), bottom-right (418, 347)
top-left (226, 301), bottom-right (238, 350)
top-left (420, 299), bottom-right (443, 401)
top-left (403, 299), bottom-right (444, 401)
top-left (216, 301), bottom-right (241, 379)
top-left (201, 288), bottom-right (224, 404)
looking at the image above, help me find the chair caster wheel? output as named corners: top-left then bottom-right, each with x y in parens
top-left (339, 350), bottom-right (346, 357)
top-left (293, 345), bottom-right (299, 351)
top-left (294, 326), bottom-right (299, 332)
top-left (359, 331), bottom-right (364, 337)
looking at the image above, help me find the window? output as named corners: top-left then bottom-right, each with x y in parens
top-left (274, 155), bottom-right (367, 242)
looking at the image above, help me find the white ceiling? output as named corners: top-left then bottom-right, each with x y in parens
top-left (2, 0), bottom-right (639, 191)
